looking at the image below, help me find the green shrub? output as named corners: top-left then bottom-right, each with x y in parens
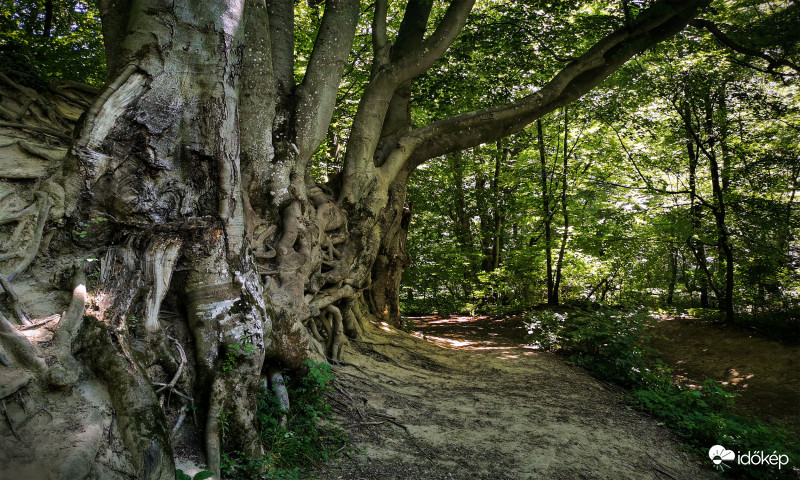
top-left (525, 308), bottom-right (657, 387)
top-left (175, 470), bottom-right (214, 480)
top-left (524, 310), bottom-right (569, 352)
top-left (220, 360), bottom-right (348, 479)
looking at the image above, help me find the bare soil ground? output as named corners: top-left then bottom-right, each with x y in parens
top-left (650, 316), bottom-right (800, 433)
top-left (314, 317), bottom-right (715, 480)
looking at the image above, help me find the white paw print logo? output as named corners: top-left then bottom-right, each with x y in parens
top-left (709, 445), bottom-right (735, 471)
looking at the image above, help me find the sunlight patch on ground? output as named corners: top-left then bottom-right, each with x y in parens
top-left (411, 332), bottom-right (502, 349)
top-left (408, 314), bottom-right (533, 353)
top-left (410, 331), bottom-right (541, 358)
top-left (18, 314), bottom-right (61, 342)
top-left (429, 316), bottom-right (488, 325)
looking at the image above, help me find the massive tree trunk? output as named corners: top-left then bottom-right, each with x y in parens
top-left (365, 173), bottom-right (413, 326)
top-left (0, 0), bottom-right (710, 477)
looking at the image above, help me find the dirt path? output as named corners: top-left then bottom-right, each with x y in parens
top-left (315, 319), bottom-right (714, 480)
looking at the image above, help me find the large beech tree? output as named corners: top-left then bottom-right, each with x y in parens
top-left (1, 0), bottom-right (712, 477)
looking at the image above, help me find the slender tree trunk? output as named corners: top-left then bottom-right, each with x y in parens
top-left (705, 91), bottom-right (735, 321)
top-left (538, 119), bottom-right (555, 304)
top-left (43, 0), bottom-right (53, 38)
top-left (685, 101), bottom-right (715, 308)
top-left (490, 140), bottom-right (505, 271)
top-left (667, 247), bottom-right (678, 305)
top-left (553, 107), bottom-right (570, 305)
top-left (451, 151), bottom-right (476, 299)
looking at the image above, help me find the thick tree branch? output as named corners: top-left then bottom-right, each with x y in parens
top-left (380, 0), bottom-right (709, 180)
top-left (378, 0), bottom-right (436, 156)
top-left (341, 0), bottom-right (475, 202)
top-left (266, 0), bottom-right (295, 94)
top-left (294, 0), bottom-right (360, 164)
top-left (689, 18), bottom-right (800, 75)
top-left (98, 0), bottom-right (134, 80)
top-left (393, 0), bottom-right (475, 81)
top-left (371, 0), bottom-right (390, 76)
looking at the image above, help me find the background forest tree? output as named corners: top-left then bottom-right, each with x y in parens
top-left (0, 0), bottom-right (797, 479)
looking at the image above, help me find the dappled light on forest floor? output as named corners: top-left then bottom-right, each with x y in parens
top-left (406, 312), bottom-right (800, 434)
top-left (405, 314), bottom-right (530, 350)
top-left (410, 333), bottom-right (487, 349)
top-left (650, 317), bottom-right (800, 432)
top-left (406, 315), bottom-right (539, 363)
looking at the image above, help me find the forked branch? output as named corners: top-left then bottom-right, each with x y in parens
top-left (380, 0), bottom-right (711, 181)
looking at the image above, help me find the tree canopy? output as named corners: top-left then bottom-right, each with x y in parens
top-left (401, 0), bottom-right (799, 321)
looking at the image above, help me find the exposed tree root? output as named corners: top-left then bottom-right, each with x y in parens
top-left (81, 317), bottom-right (175, 480)
top-left (0, 121), bottom-right (71, 142)
top-left (0, 200), bottom-right (38, 226)
top-left (171, 401), bottom-right (188, 437)
top-left (155, 337), bottom-right (186, 395)
top-left (2, 399), bottom-right (24, 443)
top-left (0, 276), bottom-right (30, 325)
top-left (51, 267), bottom-right (86, 353)
top-left (7, 192), bottom-right (53, 282)
top-left (326, 304), bottom-right (346, 361)
top-left (0, 313), bottom-right (46, 376)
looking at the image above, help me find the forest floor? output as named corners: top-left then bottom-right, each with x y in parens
top-left (313, 316), bottom-right (717, 480)
top-left (650, 315), bottom-right (800, 433)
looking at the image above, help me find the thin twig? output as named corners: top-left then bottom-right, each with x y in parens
top-left (106, 465), bottom-right (138, 479)
top-left (14, 405), bottom-right (47, 430)
top-left (343, 420), bottom-right (386, 427)
top-left (350, 338), bottom-right (398, 347)
top-left (108, 410), bottom-right (115, 444)
top-left (18, 314), bottom-right (60, 330)
top-left (156, 337), bottom-right (186, 394)
top-left (152, 383), bottom-right (194, 402)
top-left (646, 455), bottom-right (681, 480)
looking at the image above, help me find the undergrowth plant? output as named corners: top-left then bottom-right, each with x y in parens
top-left (526, 307), bottom-right (800, 479)
top-left (175, 470), bottom-right (214, 480)
top-left (220, 360), bottom-right (348, 479)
